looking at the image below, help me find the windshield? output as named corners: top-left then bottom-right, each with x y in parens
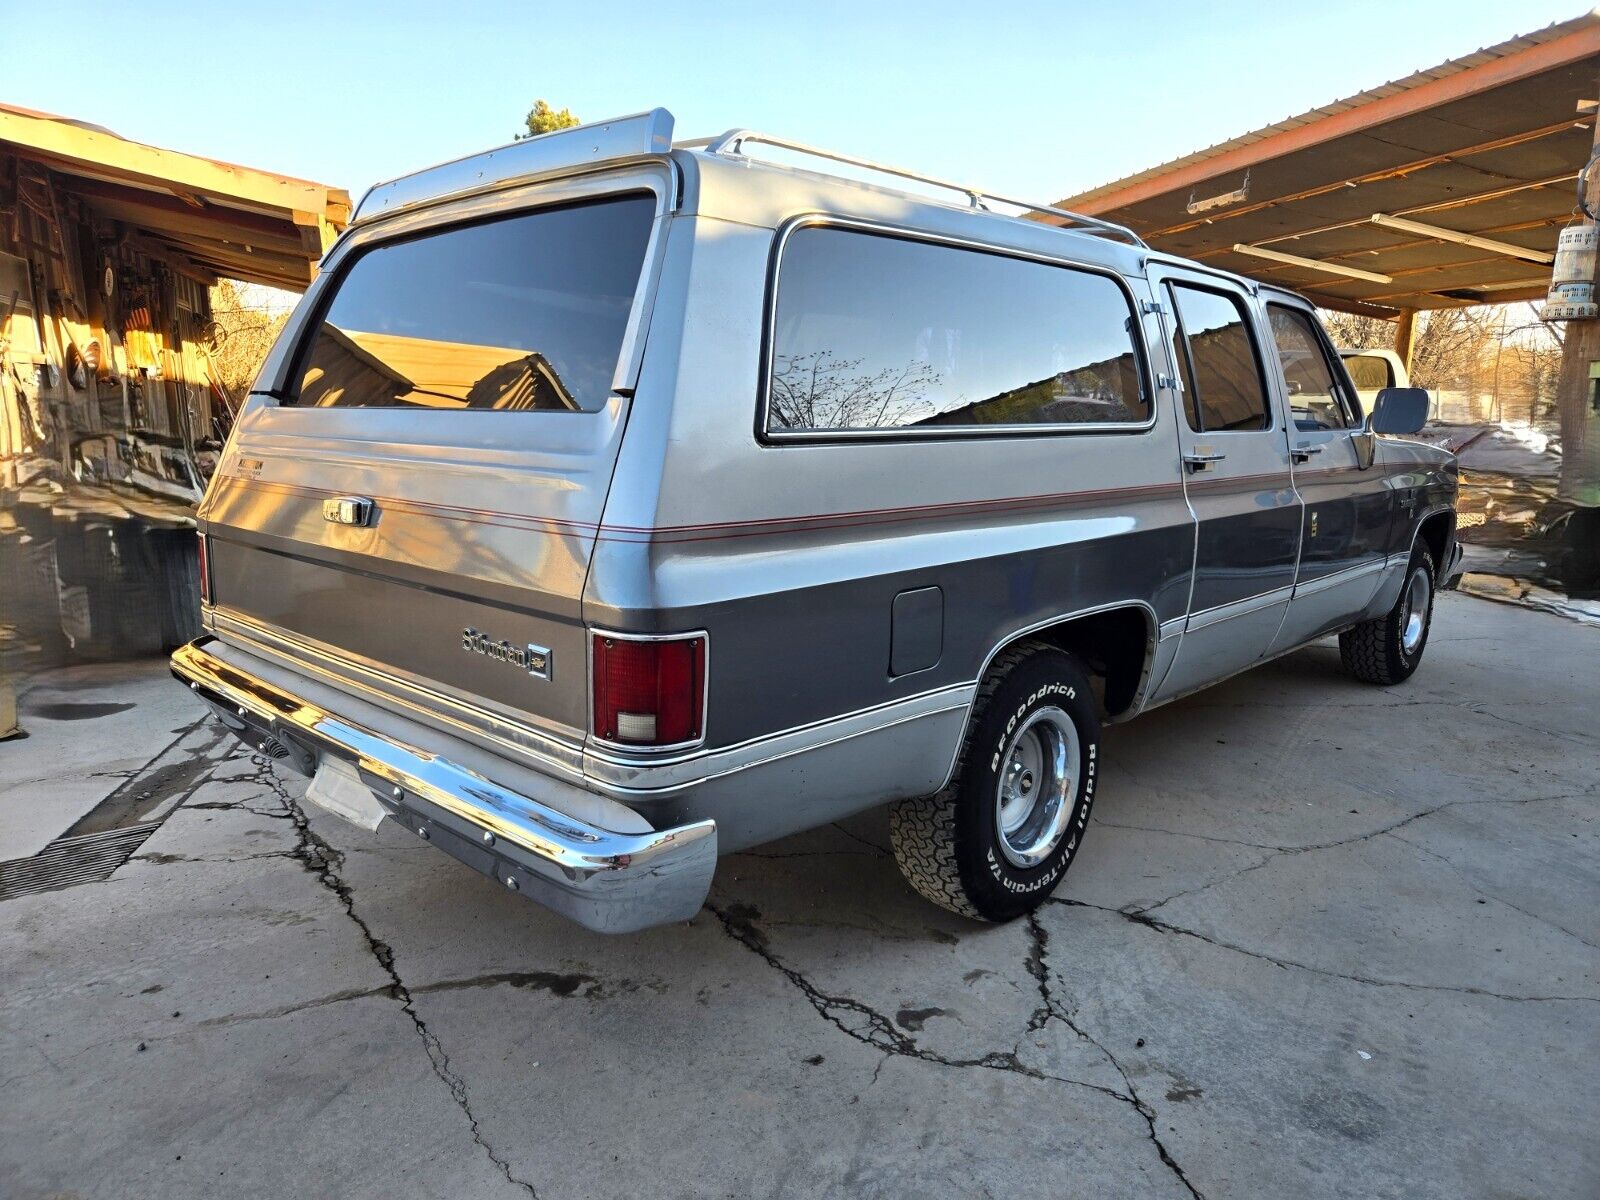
top-left (292, 193), bottom-right (654, 412)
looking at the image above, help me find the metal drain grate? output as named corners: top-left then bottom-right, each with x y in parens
top-left (0, 822), bottom-right (163, 901)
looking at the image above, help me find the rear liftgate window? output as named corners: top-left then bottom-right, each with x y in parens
top-left (293, 194), bottom-right (655, 412)
top-left (768, 226), bottom-right (1148, 434)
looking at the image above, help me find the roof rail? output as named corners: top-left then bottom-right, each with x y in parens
top-left (687, 128), bottom-right (1147, 249)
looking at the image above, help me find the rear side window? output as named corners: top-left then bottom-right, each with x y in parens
top-left (1267, 305), bottom-right (1355, 431)
top-left (1342, 353), bottom-right (1393, 391)
top-left (768, 226), bottom-right (1148, 435)
top-left (293, 194), bottom-right (654, 412)
top-left (1166, 283), bottom-right (1270, 432)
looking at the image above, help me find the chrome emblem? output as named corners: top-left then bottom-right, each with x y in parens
top-left (323, 496), bottom-right (374, 526)
top-left (462, 628), bottom-right (552, 680)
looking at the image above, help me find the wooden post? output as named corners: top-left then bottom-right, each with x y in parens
top-left (1392, 309), bottom-right (1417, 377)
top-left (1550, 93), bottom-right (1600, 584)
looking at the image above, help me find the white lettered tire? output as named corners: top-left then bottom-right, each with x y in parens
top-left (891, 641), bottom-right (1100, 921)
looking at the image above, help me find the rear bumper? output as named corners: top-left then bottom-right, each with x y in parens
top-left (170, 638), bottom-right (716, 933)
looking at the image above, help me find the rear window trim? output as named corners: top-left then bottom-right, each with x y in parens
top-left (280, 185), bottom-right (664, 414)
top-left (1162, 276), bottom-right (1278, 435)
top-left (758, 215), bottom-right (1158, 444)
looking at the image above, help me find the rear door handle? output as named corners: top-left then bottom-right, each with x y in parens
top-left (1291, 444), bottom-right (1325, 463)
top-left (1182, 452), bottom-right (1226, 473)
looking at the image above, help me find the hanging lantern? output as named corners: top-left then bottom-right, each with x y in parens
top-left (1541, 223), bottom-right (1599, 321)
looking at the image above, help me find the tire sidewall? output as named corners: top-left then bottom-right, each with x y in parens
top-left (1390, 545), bottom-right (1436, 679)
top-left (955, 653), bottom-right (1099, 919)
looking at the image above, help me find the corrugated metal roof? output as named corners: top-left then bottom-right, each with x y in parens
top-left (1059, 10), bottom-right (1600, 210)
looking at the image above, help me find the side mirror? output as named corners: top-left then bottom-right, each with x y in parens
top-left (1369, 387), bottom-right (1429, 435)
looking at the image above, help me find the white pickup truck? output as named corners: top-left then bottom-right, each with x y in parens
top-left (1339, 348), bottom-right (1414, 409)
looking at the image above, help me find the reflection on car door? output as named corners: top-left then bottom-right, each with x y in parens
top-left (1150, 272), bottom-right (1301, 700)
top-left (1265, 301), bottom-right (1394, 650)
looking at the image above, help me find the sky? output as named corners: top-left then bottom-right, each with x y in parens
top-left (2, 1), bottom-right (1586, 205)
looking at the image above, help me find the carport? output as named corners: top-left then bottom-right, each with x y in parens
top-left (1045, 12), bottom-right (1600, 511)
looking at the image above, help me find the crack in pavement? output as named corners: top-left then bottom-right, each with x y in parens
top-left (1024, 912), bottom-right (1206, 1200)
top-left (829, 822), bottom-right (892, 856)
top-left (1384, 830), bottom-right (1600, 952)
top-left (1051, 897), bottom-right (1600, 1004)
top-left (1132, 791), bottom-right (1594, 919)
top-left (186, 797), bottom-right (295, 821)
top-left (250, 759), bottom-right (540, 1199)
top-left (709, 900), bottom-right (1204, 1199)
top-left (192, 970), bottom-right (616, 1032)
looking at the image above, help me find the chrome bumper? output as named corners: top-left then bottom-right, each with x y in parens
top-left (170, 638), bottom-right (717, 933)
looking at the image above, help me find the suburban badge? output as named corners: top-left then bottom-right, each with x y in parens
top-left (462, 628), bottom-right (552, 680)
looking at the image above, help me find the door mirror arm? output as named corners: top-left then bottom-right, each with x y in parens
top-left (1352, 417), bottom-right (1376, 470)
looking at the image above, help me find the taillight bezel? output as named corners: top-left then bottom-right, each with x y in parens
top-left (196, 530), bottom-right (212, 606)
top-left (589, 628), bottom-right (709, 754)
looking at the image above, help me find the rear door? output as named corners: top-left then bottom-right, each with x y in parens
top-left (1150, 270), bottom-right (1301, 699)
top-left (199, 173), bottom-right (670, 752)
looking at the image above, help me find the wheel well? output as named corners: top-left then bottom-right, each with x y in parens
top-left (1417, 510), bottom-right (1455, 579)
top-left (998, 606), bottom-right (1153, 719)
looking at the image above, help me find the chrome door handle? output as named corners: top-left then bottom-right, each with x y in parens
top-left (1182, 452), bottom-right (1226, 473)
top-left (1291, 444), bottom-right (1325, 463)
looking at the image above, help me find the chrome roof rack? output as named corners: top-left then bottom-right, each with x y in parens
top-left (684, 128), bottom-right (1147, 249)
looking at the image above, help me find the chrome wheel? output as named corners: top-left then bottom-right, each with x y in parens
top-left (995, 706), bottom-right (1079, 868)
top-left (1400, 564), bottom-right (1431, 655)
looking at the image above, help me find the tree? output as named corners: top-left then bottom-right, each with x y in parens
top-left (1318, 310), bottom-right (1395, 352)
top-left (205, 280), bottom-right (291, 412)
top-left (519, 100), bottom-right (580, 140)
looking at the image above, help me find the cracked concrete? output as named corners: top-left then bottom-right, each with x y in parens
top-left (2, 593), bottom-right (1596, 1198)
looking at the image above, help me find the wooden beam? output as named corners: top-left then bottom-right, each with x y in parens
top-left (67, 180), bottom-right (311, 255)
top-left (1248, 171), bottom-right (1573, 251)
top-left (1300, 291), bottom-right (1401, 319)
top-left (1142, 118), bottom-right (1588, 242)
top-left (1393, 310), bottom-right (1417, 374)
top-left (0, 106), bottom-right (350, 226)
top-left (1062, 22), bottom-right (1600, 217)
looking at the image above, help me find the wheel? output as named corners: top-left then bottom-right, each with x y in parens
top-left (1340, 544), bottom-right (1436, 686)
top-left (890, 641), bottom-right (1100, 921)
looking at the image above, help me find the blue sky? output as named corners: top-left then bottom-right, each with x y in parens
top-left (3, 1), bottom-right (1584, 203)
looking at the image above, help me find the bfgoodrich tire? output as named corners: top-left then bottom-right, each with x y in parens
top-left (1340, 544), bottom-right (1436, 686)
top-left (890, 641), bottom-right (1100, 922)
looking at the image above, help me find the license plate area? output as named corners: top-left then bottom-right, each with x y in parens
top-left (304, 755), bottom-right (388, 831)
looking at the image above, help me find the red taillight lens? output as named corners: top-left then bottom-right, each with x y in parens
top-left (196, 531), bottom-right (211, 605)
top-left (592, 633), bottom-right (705, 747)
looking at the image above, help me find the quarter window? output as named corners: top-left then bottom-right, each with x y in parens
top-left (768, 226), bottom-right (1148, 434)
top-left (1166, 283), bottom-right (1270, 432)
top-left (1267, 306), bottom-right (1354, 431)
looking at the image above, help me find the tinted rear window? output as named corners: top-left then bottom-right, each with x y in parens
top-left (768, 226), bottom-right (1148, 434)
top-left (293, 194), bottom-right (654, 412)
top-left (1167, 283), bottom-right (1270, 432)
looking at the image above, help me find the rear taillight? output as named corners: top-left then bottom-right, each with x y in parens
top-left (592, 632), bottom-right (706, 747)
top-left (196, 531), bottom-right (211, 605)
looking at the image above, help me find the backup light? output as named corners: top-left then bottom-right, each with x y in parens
top-left (592, 632), bottom-right (706, 747)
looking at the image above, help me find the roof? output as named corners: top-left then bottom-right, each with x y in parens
top-left (0, 103), bottom-right (350, 290)
top-left (1050, 11), bottom-right (1600, 314)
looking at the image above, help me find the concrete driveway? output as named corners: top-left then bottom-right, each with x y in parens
top-left (3, 592), bottom-right (1596, 1199)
